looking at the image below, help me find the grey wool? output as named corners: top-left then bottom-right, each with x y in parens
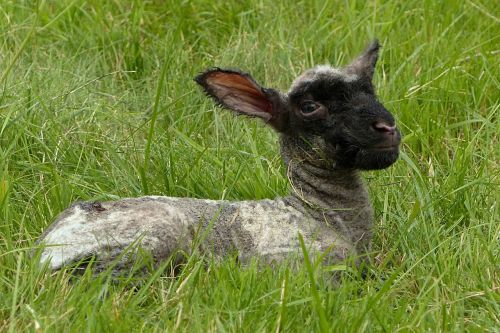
top-left (37, 40), bottom-right (401, 274)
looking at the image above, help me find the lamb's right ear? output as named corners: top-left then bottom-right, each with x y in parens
top-left (346, 40), bottom-right (380, 80)
top-left (195, 68), bottom-right (288, 132)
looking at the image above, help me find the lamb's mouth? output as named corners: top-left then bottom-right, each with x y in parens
top-left (371, 144), bottom-right (399, 152)
top-left (353, 146), bottom-right (400, 170)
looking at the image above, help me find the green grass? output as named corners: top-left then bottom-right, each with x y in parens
top-left (1, 0), bottom-right (498, 331)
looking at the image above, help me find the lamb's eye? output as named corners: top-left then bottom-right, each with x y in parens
top-left (300, 101), bottom-right (319, 114)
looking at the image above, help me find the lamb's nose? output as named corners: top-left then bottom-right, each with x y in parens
top-left (372, 121), bottom-right (396, 135)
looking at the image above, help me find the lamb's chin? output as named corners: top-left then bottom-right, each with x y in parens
top-left (354, 148), bottom-right (399, 170)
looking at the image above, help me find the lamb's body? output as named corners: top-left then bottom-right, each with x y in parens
top-left (40, 162), bottom-right (370, 271)
top-left (38, 40), bottom-right (401, 274)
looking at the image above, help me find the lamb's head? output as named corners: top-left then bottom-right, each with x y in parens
top-left (195, 40), bottom-right (401, 171)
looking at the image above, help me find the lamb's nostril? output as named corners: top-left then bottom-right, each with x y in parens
top-left (373, 122), bottom-right (396, 134)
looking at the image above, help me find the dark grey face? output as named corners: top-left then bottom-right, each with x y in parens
top-left (195, 40), bottom-right (401, 171)
top-left (285, 69), bottom-right (401, 170)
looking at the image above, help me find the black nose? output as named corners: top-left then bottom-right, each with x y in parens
top-left (372, 121), bottom-right (396, 135)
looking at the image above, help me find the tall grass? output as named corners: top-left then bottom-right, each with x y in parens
top-left (1, 0), bottom-right (498, 331)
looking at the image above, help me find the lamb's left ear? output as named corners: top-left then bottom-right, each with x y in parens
top-left (195, 68), bottom-right (287, 132)
top-left (347, 40), bottom-right (380, 80)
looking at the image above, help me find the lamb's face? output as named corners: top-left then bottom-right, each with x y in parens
top-left (285, 65), bottom-right (401, 170)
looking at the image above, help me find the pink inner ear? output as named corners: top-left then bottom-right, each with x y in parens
top-left (205, 72), bottom-right (272, 119)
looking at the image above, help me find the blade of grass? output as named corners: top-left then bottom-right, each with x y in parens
top-left (8, 252), bottom-right (23, 333)
top-left (141, 50), bottom-right (170, 194)
top-left (298, 233), bottom-right (329, 333)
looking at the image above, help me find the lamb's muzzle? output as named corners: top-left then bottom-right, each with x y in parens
top-left (37, 40), bottom-right (401, 275)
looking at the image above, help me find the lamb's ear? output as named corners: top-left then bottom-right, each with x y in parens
top-left (347, 40), bottom-right (380, 80)
top-left (195, 68), bottom-right (287, 132)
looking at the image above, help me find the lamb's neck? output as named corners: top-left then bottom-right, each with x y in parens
top-left (285, 159), bottom-right (370, 212)
top-left (282, 152), bottom-right (374, 253)
top-left (278, 135), bottom-right (371, 213)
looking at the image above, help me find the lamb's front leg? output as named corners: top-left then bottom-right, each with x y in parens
top-left (37, 198), bottom-right (195, 274)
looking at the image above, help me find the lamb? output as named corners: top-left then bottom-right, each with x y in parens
top-left (37, 40), bottom-right (401, 275)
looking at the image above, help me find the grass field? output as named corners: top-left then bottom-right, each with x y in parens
top-left (1, 1), bottom-right (499, 331)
